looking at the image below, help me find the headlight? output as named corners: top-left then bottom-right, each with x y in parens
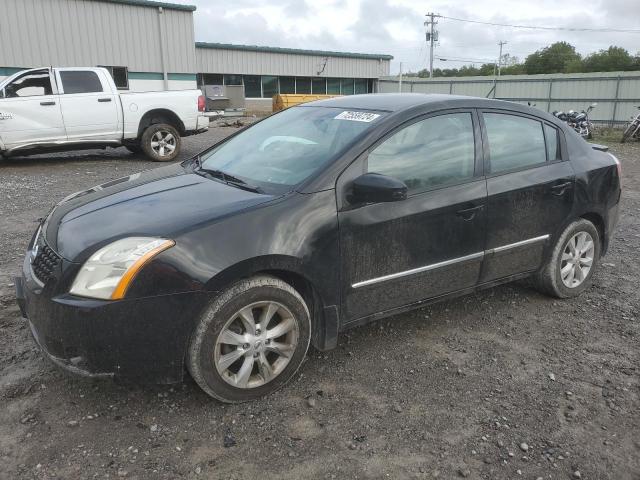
top-left (70, 237), bottom-right (175, 300)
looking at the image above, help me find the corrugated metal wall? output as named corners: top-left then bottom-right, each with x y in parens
top-left (379, 72), bottom-right (640, 124)
top-left (0, 0), bottom-right (196, 73)
top-left (195, 47), bottom-right (391, 79)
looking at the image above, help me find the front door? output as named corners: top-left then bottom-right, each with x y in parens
top-left (479, 110), bottom-right (575, 282)
top-left (56, 69), bottom-right (120, 141)
top-left (338, 111), bottom-right (487, 322)
top-left (0, 69), bottom-right (66, 148)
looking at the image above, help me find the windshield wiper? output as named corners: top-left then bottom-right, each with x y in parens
top-left (196, 166), bottom-right (263, 194)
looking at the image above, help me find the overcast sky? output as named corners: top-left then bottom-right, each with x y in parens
top-left (174, 0), bottom-right (640, 74)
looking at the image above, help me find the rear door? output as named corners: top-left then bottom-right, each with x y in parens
top-left (0, 69), bottom-right (65, 148)
top-left (338, 110), bottom-right (487, 322)
top-left (479, 110), bottom-right (575, 282)
top-left (56, 69), bottom-right (120, 141)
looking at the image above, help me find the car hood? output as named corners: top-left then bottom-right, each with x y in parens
top-left (44, 164), bottom-right (276, 261)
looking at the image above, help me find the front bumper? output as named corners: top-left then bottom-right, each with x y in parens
top-left (17, 257), bottom-right (209, 383)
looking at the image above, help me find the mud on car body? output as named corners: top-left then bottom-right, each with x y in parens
top-left (16, 94), bottom-right (621, 402)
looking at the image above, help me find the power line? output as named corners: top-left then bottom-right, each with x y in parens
top-left (440, 15), bottom-right (640, 33)
top-left (436, 54), bottom-right (496, 62)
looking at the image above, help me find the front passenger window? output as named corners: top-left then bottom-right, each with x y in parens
top-left (367, 113), bottom-right (475, 193)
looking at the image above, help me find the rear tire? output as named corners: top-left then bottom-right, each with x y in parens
top-left (535, 219), bottom-right (601, 298)
top-left (141, 123), bottom-right (181, 162)
top-left (187, 275), bottom-right (311, 403)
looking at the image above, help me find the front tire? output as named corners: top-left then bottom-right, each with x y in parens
top-left (141, 123), bottom-right (181, 162)
top-left (535, 219), bottom-right (601, 298)
top-left (187, 275), bottom-right (311, 403)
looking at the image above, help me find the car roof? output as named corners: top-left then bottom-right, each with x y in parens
top-left (302, 93), bottom-right (537, 114)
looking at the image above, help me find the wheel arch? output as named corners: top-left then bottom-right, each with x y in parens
top-left (203, 255), bottom-right (340, 351)
top-left (580, 211), bottom-right (607, 253)
top-left (137, 108), bottom-right (185, 138)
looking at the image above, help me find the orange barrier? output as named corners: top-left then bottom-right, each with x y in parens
top-left (272, 94), bottom-right (341, 112)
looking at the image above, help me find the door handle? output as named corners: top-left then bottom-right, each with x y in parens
top-left (456, 204), bottom-right (484, 220)
top-left (550, 181), bottom-right (572, 196)
top-left (40, 101), bottom-right (56, 106)
top-left (98, 98), bottom-right (112, 102)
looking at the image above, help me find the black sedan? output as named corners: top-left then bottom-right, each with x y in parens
top-left (16, 94), bottom-right (621, 402)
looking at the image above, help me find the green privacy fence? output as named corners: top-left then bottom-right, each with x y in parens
top-left (380, 71), bottom-right (640, 125)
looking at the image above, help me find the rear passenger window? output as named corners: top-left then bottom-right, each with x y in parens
top-left (60, 71), bottom-right (103, 94)
top-left (544, 124), bottom-right (561, 161)
top-left (367, 112), bottom-right (475, 193)
top-left (484, 113), bottom-right (547, 174)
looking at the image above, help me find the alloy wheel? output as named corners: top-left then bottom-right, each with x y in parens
top-left (560, 231), bottom-right (595, 288)
top-left (150, 130), bottom-right (176, 157)
top-left (214, 301), bottom-right (299, 389)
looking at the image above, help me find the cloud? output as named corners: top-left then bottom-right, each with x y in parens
top-left (172, 0), bottom-right (640, 72)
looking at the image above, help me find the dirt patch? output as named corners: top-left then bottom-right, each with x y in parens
top-left (1, 130), bottom-right (638, 479)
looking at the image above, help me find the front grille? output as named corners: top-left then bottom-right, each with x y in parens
top-left (32, 244), bottom-right (61, 284)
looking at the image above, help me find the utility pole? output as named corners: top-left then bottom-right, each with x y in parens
top-left (425, 13), bottom-right (440, 78)
top-left (398, 62), bottom-right (403, 92)
top-left (497, 40), bottom-right (507, 76)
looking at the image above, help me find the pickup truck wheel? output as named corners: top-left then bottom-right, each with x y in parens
top-left (141, 124), bottom-right (181, 162)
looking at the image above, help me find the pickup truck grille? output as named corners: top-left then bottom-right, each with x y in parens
top-left (32, 244), bottom-right (61, 284)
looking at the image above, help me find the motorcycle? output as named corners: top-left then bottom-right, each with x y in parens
top-left (552, 103), bottom-right (597, 139)
top-left (621, 106), bottom-right (640, 143)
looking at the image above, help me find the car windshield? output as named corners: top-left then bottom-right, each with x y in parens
top-left (198, 106), bottom-right (385, 193)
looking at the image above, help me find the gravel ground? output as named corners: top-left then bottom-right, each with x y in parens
top-left (0, 127), bottom-right (638, 480)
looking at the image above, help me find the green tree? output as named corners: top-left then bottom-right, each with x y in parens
top-left (524, 42), bottom-right (582, 74)
top-left (582, 46), bottom-right (635, 72)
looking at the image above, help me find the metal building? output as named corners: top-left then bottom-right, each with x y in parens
top-left (0, 0), bottom-right (393, 108)
top-left (0, 0), bottom-right (198, 91)
top-left (195, 43), bottom-right (392, 110)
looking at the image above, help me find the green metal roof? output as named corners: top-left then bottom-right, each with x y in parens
top-left (195, 42), bottom-right (393, 61)
top-left (93, 0), bottom-right (196, 11)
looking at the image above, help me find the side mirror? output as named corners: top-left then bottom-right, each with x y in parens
top-left (590, 103), bottom-right (598, 108)
top-left (351, 173), bottom-right (407, 204)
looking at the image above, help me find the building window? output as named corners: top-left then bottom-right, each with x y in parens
top-left (198, 73), bottom-right (223, 86)
top-left (341, 78), bottom-right (354, 95)
top-left (296, 77), bottom-right (311, 94)
top-left (354, 78), bottom-right (367, 95)
top-left (224, 74), bottom-right (243, 86)
top-left (99, 66), bottom-right (129, 90)
top-left (262, 76), bottom-right (278, 99)
top-left (243, 75), bottom-right (261, 98)
top-left (312, 77), bottom-right (326, 94)
top-left (279, 76), bottom-right (295, 94)
top-left (327, 78), bottom-right (341, 94)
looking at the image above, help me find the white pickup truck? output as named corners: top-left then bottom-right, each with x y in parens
top-left (0, 67), bottom-right (208, 161)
